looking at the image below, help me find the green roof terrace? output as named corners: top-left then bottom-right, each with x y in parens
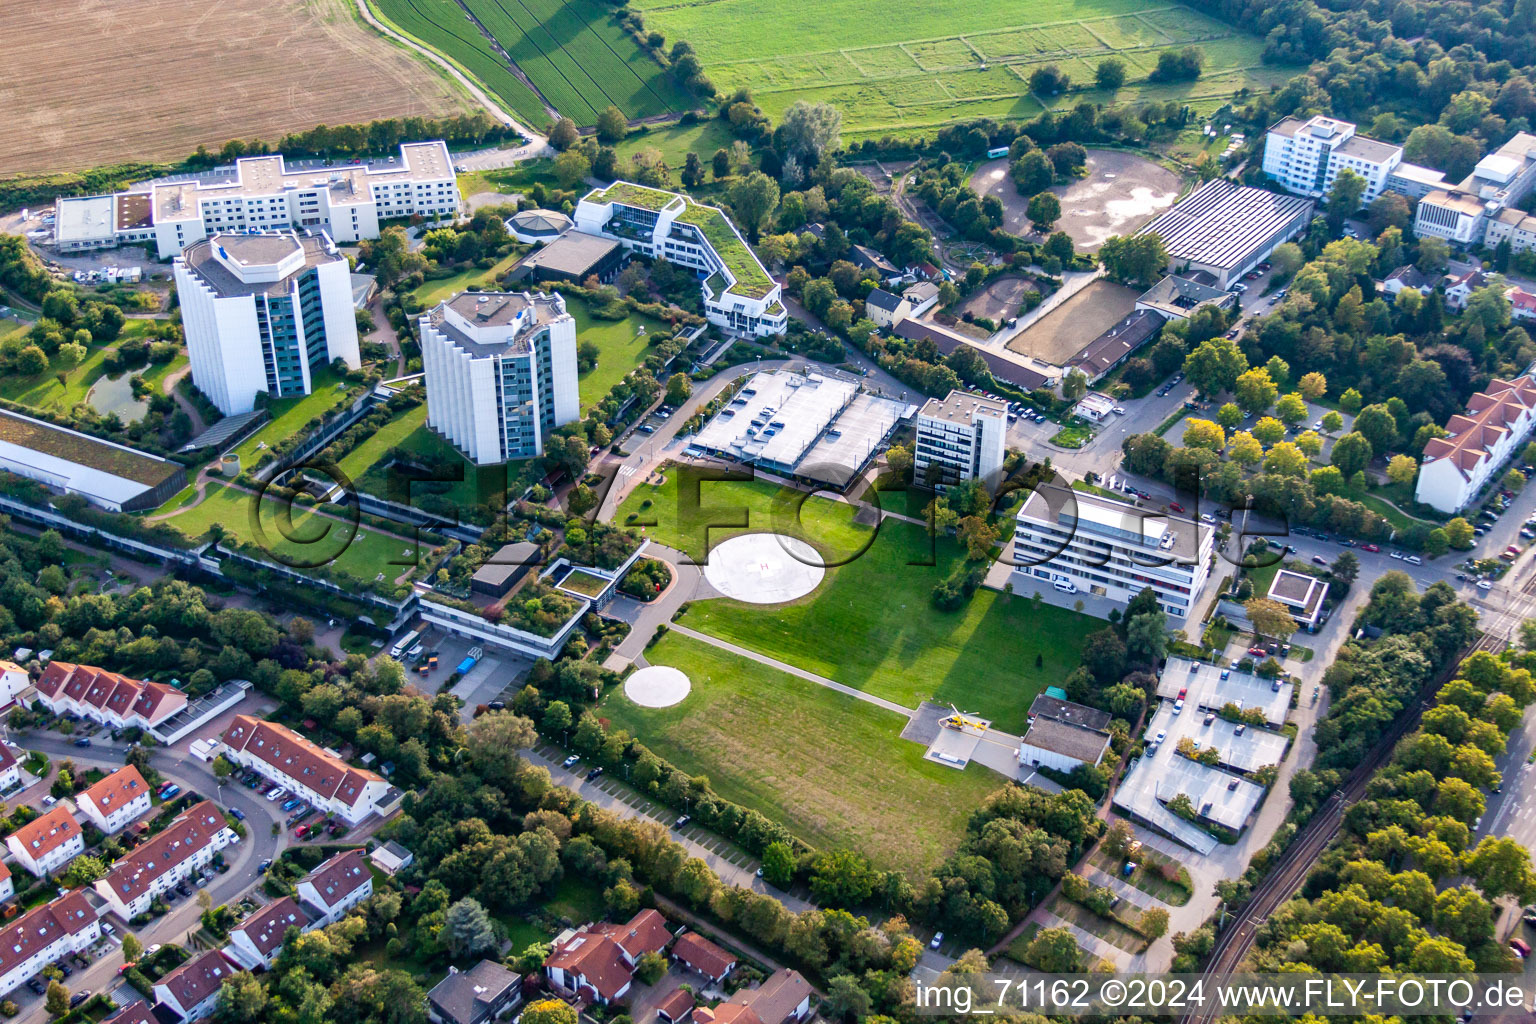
top-left (674, 200), bottom-right (776, 300)
top-left (585, 182), bottom-right (679, 213)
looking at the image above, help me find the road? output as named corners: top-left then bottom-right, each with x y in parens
top-left (1, 732), bottom-right (286, 1024)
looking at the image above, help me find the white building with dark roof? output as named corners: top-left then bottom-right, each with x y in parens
top-left (1139, 179), bottom-right (1314, 289)
top-left (1415, 375), bottom-right (1536, 513)
top-left (1016, 717), bottom-right (1112, 774)
top-left (419, 291), bottom-right (580, 465)
top-left (1267, 569), bottom-right (1328, 631)
top-left (427, 960), bottom-right (523, 1024)
top-left (220, 716), bottom-right (390, 825)
top-left (1263, 116), bottom-right (1403, 204)
top-left (174, 231), bottom-right (360, 416)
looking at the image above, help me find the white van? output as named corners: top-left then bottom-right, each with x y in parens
top-left (1053, 578), bottom-right (1078, 594)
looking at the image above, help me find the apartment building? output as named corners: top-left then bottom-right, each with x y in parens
top-left (174, 231), bottom-right (360, 416)
top-left (1415, 133), bottom-right (1536, 245)
top-left (55, 142), bottom-right (458, 258)
top-left (1415, 375), bottom-right (1536, 513)
top-left (419, 291), bottom-right (580, 465)
top-left (94, 801), bottom-right (236, 919)
top-left (913, 390), bottom-right (1008, 490)
top-left (296, 849), bottom-right (373, 925)
top-left (33, 662), bottom-right (186, 732)
top-left (1485, 205), bottom-right (1536, 254)
top-left (1262, 115), bottom-right (1402, 204)
top-left (226, 896), bottom-right (311, 970)
top-left (154, 950), bottom-right (238, 1022)
top-left (0, 742), bottom-right (23, 793)
top-left (6, 807), bottom-right (83, 878)
top-left (0, 893), bottom-right (99, 997)
top-left (0, 862), bottom-right (14, 904)
top-left (220, 717), bottom-right (391, 825)
top-left (575, 182), bottom-right (788, 337)
top-left (1010, 483), bottom-right (1213, 618)
top-left (75, 765), bottom-right (153, 834)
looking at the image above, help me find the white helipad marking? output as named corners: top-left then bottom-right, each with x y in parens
top-left (624, 666), bottom-right (691, 708)
top-left (703, 533), bottom-right (825, 604)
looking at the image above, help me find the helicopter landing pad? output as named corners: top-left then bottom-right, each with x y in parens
top-left (922, 713), bottom-right (992, 770)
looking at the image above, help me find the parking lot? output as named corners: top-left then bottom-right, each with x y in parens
top-left (1154, 657), bottom-right (1293, 727)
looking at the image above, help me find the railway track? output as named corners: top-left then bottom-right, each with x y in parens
top-left (1181, 636), bottom-right (1494, 1024)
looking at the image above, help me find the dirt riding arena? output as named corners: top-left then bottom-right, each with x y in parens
top-left (958, 276), bottom-right (1039, 323)
top-left (1006, 280), bottom-right (1139, 365)
top-left (970, 149), bottom-right (1183, 251)
top-left (5, 0), bottom-right (470, 177)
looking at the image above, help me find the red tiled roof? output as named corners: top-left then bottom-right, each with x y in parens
top-left (100, 1001), bottom-right (155, 1024)
top-left (33, 662), bottom-right (185, 724)
top-left (101, 800), bottom-right (228, 904)
top-left (302, 849), bottom-right (370, 910)
top-left (11, 806), bottom-right (81, 861)
top-left (222, 716), bottom-right (382, 807)
top-left (672, 932), bottom-right (736, 978)
top-left (547, 931), bottom-right (633, 1002)
top-left (0, 742), bottom-right (20, 775)
top-left (0, 892), bottom-right (96, 981)
top-left (157, 950), bottom-right (236, 1012)
top-left (598, 908), bottom-right (671, 960)
top-left (692, 1006), bottom-right (762, 1024)
top-left (656, 987), bottom-right (695, 1022)
top-left (79, 765), bottom-right (149, 817)
top-left (1422, 375), bottom-right (1536, 480)
top-left (737, 969), bottom-right (814, 1024)
top-left (234, 896), bottom-right (310, 959)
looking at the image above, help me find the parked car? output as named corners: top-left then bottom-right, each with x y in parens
top-left (674, 815), bottom-right (691, 829)
top-left (585, 767), bottom-right (604, 781)
top-left (1361, 543), bottom-right (1380, 552)
top-left (281, 798), bottom-right (301, 812)
top-left (1312, 555), bottom-right (1328, 566)
top-left (73, 738), bottom-right (90, 748)
top-left (562, 755), bottom-right (580, 769)
top-left (229, 808), bottom-right (245, 821)
top-left (159, 785), bottom-right (179, 800)
top-left (1153, 730), bottom-right (1166, 744)
top-left (930, 932), bottom-right (944, 950)
top-left (1173, 699), bottom-right (1184, 714)
top-left (1169, 502), bottom-right (1185, 512)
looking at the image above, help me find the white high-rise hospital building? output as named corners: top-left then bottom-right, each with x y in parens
top-left (420, 291), bottom-right (580, 465)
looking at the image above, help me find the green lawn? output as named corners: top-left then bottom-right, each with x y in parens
top-left (571, 299), bottom-right (668, 411)
top-left (337, 405), bottom-right (430, 485)
top-left (618, 467), bottom-right (1092, 732)
top-left (614, 119), bottom-right (740, 170)
top-left (233, 367), bottom-right (354, 466)
top-left (543, 876), bottom-right (605, 923)
top-left (411, 252), bottom-right (523, 309)
top-left (0, 320), bottom-right (180, 420)
top-left (604, 631), bottom-right (1003, 875)
top-left (631, 0), bottom-right (1286, 134)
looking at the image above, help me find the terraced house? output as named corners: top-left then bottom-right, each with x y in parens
top-left (33, 662), bottom-right (187, 732)
top-left (0, 892), bottom-right (99, 998)
top-left (75, 765), bottom-right (153, 834)
top-left (94, 800), bottom-right (235, 919)
top-left (296, 849), bottom-right (373, 925)
top-left (576, 182), bottom-right (788, 337)
top-left (1414, 374), bottom-right (1536, 513)
top-left (219, 716), bottom-right (392, 825)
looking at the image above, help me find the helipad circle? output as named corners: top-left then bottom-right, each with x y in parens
top-left (703, 533), bottom-right (825, 604)
top-left (625, 666), bottom-right (692, 708)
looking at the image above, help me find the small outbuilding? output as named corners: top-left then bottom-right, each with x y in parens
top-left (470, 542), bottom-right (541, 598)
top-left (506, 209), bottom-right (573, 243)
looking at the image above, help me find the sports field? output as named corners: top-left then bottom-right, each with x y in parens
top-left (373, 0), bottom-right (694, 126)
top-left (603, 631), bottom-right (1002, 875)
top-left (631, 0), bottom-right (1285, 134)
top-left (7, 0), bottom-right (469, 177)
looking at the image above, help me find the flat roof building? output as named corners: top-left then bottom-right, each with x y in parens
top-left (1011, 483), bottom-right (1213, 618)
top-left (1263, 116), bottom-right (1402, 205)
top-left (420, 291), bottom-right (580, 465)
top-left (1016, 716), bottom-right (1111, 774)
top-left (913, 390), bottom-right (1007, 491)
top-left (56, 142), bottom-right (458, 258)
top-left (1267, 568), bottom-right (1328, 630)
top-left (0, 410), bottom-right (187, 513)
top-left (174, 231), bottom-right (360, 416)
top-left (470, 542), bottom-right (541, 598)
top-left (1140, 179), bottom-right (1314, 288)
top-left (512, 230), bottom-right (626, 284)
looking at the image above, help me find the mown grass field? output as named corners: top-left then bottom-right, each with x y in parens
top-left (632, 0), bottom-right (1288, 134)
top-left (603, 631), bottom-right (1002, 875)
top-left (617, 470), bottom-right (1092, 731)
top-left (373, 0), bottom-right (694, 126)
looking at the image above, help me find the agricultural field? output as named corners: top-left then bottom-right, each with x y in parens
top-left (6, 0), bottom-right (470, 177)
top-left (631, 0), bottom-right (1290, 135)
top-left (603, 631), bottom-right (1002, 875)
top-left (373, 0), bottom-right (695, 126)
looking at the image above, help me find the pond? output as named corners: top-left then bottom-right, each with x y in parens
top-left (87, 365), bottom-right (150, 422)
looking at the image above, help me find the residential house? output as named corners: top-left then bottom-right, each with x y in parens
top-left (99, 1002), bottom-right (155, 1024)
top-left (0, 862), bottom-right (14, 904)
top-left (1378, 266), bottom-right (1440, 298)
top-left (0, 663), bottom-right (28, 710)
top-left (655, 987), bottom-right (696, 1023)
top-left (671, 932), bottom-right (737, 984)
top-left (226, 896), bottom-right (311, 970)
top-left (0, 742), bottom-right (23, 793)
top-left (94, 800), bottom-right (235, 919)
top-left (1509, 286), bottom-right (1536, 322)
top-left (220, 716), bottom-right (390, 825)
top-left (7, 806), bottom-right (83, 878)
top-left (693, 969), bottom-right (814, 1024)
top-left (32, 663), bottom-right (186, 732)
top-left (75, 765), bottom-right (152, 834)
top-left (296, 849), bottom-right (373, 926)
top-left (368, 841), bottom-right (414, 876)
top-left (154, 950), bottom-right (238, 1022)
top-left (0, 892), bottom-right (100, 997)
top-left (864, 288), bottom-right (907, 329)
top-left (1443, 268), bottom-right (1489, 310)
top-left (426, 960), bottom-right (523, 1024)
top-left (545, 908), bottom-right (673, 1005)
top-left (1415, 375), bottom-right (1536, 513)
top-left (849, 244), bottom-right (899, 280)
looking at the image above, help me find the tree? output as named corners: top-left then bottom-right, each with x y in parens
top-left (121, 933), bottom-right (142, 964)
top-left (553, 149), bottom-right (591, 189)
top-left (521, 1001), bottom-right (578, 1024)
top-left (1099, 233), bottom-right (1169, 286)
top-left (549, 118), bottom-right (579, 150)
top-left (1445, 517), bottom-right (1475, 549)
top-left (45, 981), bottom-right (68, 1019)
top-left (826, 975), bottom-right (872, 1021)
top-left (1275, 392), bottom-right (1308, 425)
top-left (1298, 371), bottom-right (1327, 401)
top-left (1062, 369), bottom-right (1088, 401)
top-left (444, 898), bottom-right (497, 958)
top-left (1264, 441), bottom-right (1308, 477)
top-left (957, 516), bottom-right (1000, 561)
top-left (728, 172), bottom-right (780, 240)
top-left (809, 849), bottom-right (878, 908)
top-left (634, 950), bottom-right (668, 985)
top-left (213, 971), bottom-right (268, 1024)
top-left (681, 151), bottom-right (704, 188)
top-left (712, 148), bottom-right (731, 179)
top-left (1234, 368), bottom-right (1278, 415)
top-left (1466, 837), bottom-right (1536, 904)
top-left (1027, 192), bottom-right (1061, 231)
top-left (1024, 927), bottom-right (1080, 972)
top-left (1353, 404), bottom-right (1400, 453)
top-left (779, 100), bottom-right (842, 161)
top-left (1228, 431), bottom-right (1262, 466)
top-left (1252, 417), bottom-right (1285, 445)
top-left (1028, 64), bottom-right (1069, 95)
top-left (1095, 57), bottom-right (1127, 90)
top-left (1245, 598), bottom-right (1296, 641)
top-left (1321, 410), bottom-right (1344, 433)
top-left (1183, 337), bottom-right (1248, 397)
top-left (1331, 432), bottom-right (1374, 478)
top-left (665, 372), bottom-right (692, 406)
top-left (596, 106), bottom-right (628, 143)
top-left (1327, 169), bottom-right (1368, 224)
top-left (1141, 907), bottom-right (1170, 940)
top-left (762, 841), bottom-right (795, 888)
top-left (1182, 418), bottom-right (1225, 451)
top-left (18, 345), bottom-right (47, 376)
top-left (1387, 454), bottom-right (1418, 484)
top-left (1217, 403), bottom-right (1243, 430)
top-left (1148, 46), bottom-right (1203, 82)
